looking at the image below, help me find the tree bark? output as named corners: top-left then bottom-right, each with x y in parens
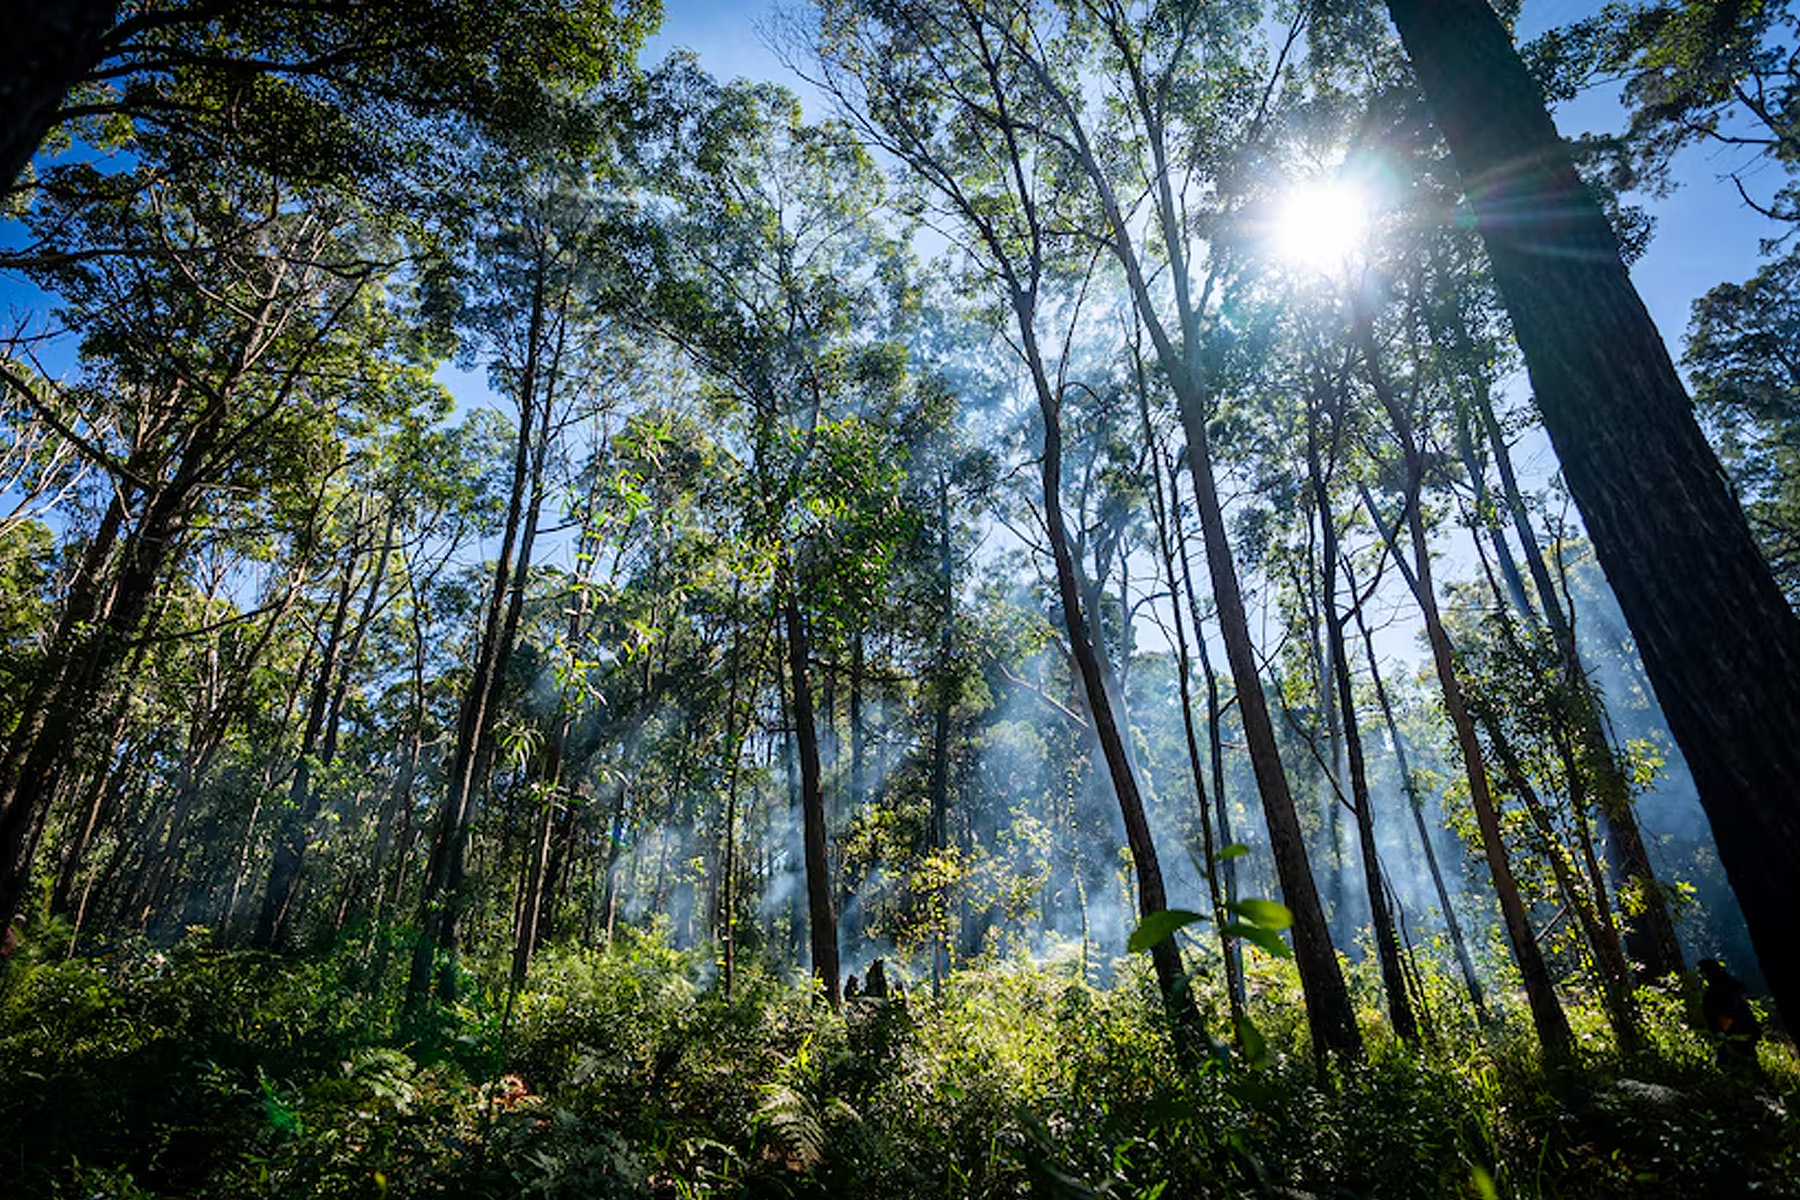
top-left (1385, 0), bottom-right (1799, 1026)
top-left (2, 0), bottom-right (118, 187)
top-left (785, 591), bottom-right (840, 1008)
top-left (1307, 396), bottom-right (1419, 1044)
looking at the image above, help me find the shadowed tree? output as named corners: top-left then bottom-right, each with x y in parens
top-left (1386, 0), bottom-right (1800, 1028)
top-left (4, 0), bottom-right (660, 192)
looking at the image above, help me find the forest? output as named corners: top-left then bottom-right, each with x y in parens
top-left (2, 0), bottom-right (1799, 1196)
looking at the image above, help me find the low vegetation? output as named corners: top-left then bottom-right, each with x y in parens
top-left (2, 928), bottom-right (1792, 1199)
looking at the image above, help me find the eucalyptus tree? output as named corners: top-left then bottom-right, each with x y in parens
top-left (1528, 0), bottom-right (1799, 222)
top-left (406, 145), bottom-right (632, 1005)
top-left (812, 0), bottom-right (1364, 1055)
top-left (805, 4), bottom-right (1214, 1032)
top-left (624, 68), bottom-right (924, 1005)
top-left (252, 403), bottom-right (465, 950)
top-left (1132, 350), bottom-right (1247, 1032)
top-left (5, 0), bottom-right (661, 192)
top-left (1384, 0), bottom-right (1800, 1028)
top-left (1355, 292), bottom-right (1576, 1057)
top-left (1437, 308), bottom-right (1685, 985)
top-left (1299, 328), bottom-right (1420, 1045)
top-left (1451, 601), bottom-right (1644, 1049)
top-left (0, 131), bottom-right (432, 929)
top-left (574, 399), bottom-right (769, 979)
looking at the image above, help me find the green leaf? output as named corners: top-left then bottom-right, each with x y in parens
top-left (1235, 1012), bottom-right (1271, 1069)
top-left (1227, 898), bottom-right (1293, 931)
top-left (1217, 842), bottom-right (1250, 861)
top-left (1126, 908), bottom-right (1207, 953)
top-left (1222, 920), bottom-right (1292, 959)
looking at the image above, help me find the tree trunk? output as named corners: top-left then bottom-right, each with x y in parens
top-left (928, 472), bottom-right (954, 997)
top-left (2, 0), bottom-right (117, 187)
top-left (0, 419), bottom-right (221, 925)
top-left (1025, 325), bottom-right (1195, 1036)
top-left (1308, 403), bottom-right (1418, 1044)
top-left (409, 262), bottom-right (555, 1007)
top-left (1472, 392), bottom-right (1685, 981)
top-left (1484, 716), bottom-right (1641, 1052)
top-left (1375, 482), bottom-right (1574, 1057)
top-left (785, 591), bottom-right (840, 1008)
top-left (1356, 605), bottom-right (1491, 1024)
top-left (1176, 501), bottom-right (1247, 1019)
top-left (1386, 0), bottom-right (1799, 1026)
top-left (1174, 402), bottom-right (1359, 1060)
top-left (1013, 16), bottom-right (1359, 1062)
top-left (1141, 367), bottom-right (1246, 1039)
top-left (256, 555), bottom-right (360, 948)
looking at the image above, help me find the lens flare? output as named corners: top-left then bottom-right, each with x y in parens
top-left (1271, 178), bottom-right (1370, 272)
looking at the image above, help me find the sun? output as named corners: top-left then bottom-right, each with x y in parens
top-left (1269, 178), bottom-right (1370, 274)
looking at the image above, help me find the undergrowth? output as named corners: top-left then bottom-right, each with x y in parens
top-left (0, 927), bottom-right (1793, 1199)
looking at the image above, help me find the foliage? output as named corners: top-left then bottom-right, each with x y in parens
top-left (1, 936), bottom-right (1795, 1199)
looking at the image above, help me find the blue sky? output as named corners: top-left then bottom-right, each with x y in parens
top-left (3, 4), bottom-right (1781, 406)
top-left (647, 0), bottom-right (1780, 373)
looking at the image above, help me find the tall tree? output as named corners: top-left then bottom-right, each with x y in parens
top-left (407, 156), bottom-right (616, 1005)
top-left (5, 0), bottom-right (659, 191)
top-left (1386, 0), bottom-right (1800, 1027)
top-left (0, 144), bottom-right (420, 927)
top-left (627, 71), bottom-right (923, 1005)
top-left (807, 6), bottom-right (1204, 1029)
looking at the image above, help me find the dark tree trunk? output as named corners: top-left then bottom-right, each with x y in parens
top-left (785, 591), bottom-right (840, 1008)
top-left (1356, 605), bottom-right (1491, 1024)
top-left (1385, 0), bottom-right (1800, 1026)
top-left (1175, 404), bottom-right (1360, 1060)
top-left (2, 0), bottom-right (117, 187)
top-left (1145, 396), bottom-right (1246, 1042)
top-left (928, 472), bottom-right (954, 997)
top-left (1307, 403), bottom-right (1418, 1044)
top-left (409, 265), bottom-right (554, 1007)
top-left (1025, 324), bottom-right (1196, 1037)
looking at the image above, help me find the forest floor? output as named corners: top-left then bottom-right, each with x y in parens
top-left (0, 927), bottom-right (1794, 1199)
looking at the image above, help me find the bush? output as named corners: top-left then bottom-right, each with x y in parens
top-left (2, 931), bottom-right (1795, 1199)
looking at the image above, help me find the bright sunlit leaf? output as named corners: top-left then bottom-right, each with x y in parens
top-left (1228, 897), bottom-right (1293, 931)
top-left (1222, 920), bottom-right (1293, 959)
top-left (1128, 908), bottom-right (1208, 953)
